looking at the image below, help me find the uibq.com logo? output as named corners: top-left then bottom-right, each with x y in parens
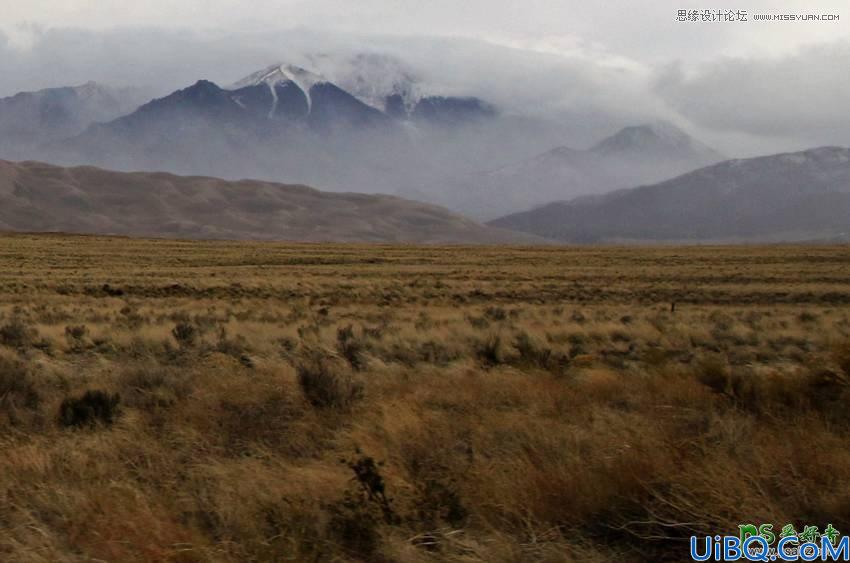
top-left (690, 524), bottom-right (848, 561)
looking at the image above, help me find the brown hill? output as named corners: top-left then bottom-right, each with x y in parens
top-left (0, 160), bottom-right (536, 244)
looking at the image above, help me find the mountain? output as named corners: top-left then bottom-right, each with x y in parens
top-left (489, 147), bottom-right (850, 243)
top-left (43, 62), bottom-right (503, 188)
top-left (301, 52), bottom-right (421, 115)
top-left (8, 64), bottom-right (720, 224)
top-left (409, 122), bottom-right (725, 220)
top-left (589, 121), bottom-right (723, 163)
top-left (234, 61), bottom-right (495, 125)
top-left (230, 64), bottom-right (392, 129)
top-left (46, 75), bottom-right (404, 186)
top-left (297, 53), bottom-right (496, 123)
top-left (0, 159), bottom-right (537, 244)
top-left (0, 82), bottom-right (146, 159)
top-left (81, 67), bottom-right (393, 141)
top-left (410, 96), bottom-right (496, 124)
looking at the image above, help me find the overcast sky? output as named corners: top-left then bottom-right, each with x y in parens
top-left (3, 0), bottom-right (848, 59)
top-left (1, 0), bottom-right (848, 155)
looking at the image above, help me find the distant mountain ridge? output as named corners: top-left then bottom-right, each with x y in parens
top-left (0, 61), bottom-right (733, 224)
top-left (489, 146), bottom-right (850, 243)
top-left (229, 65), bottom-right (393, 128)
top-left (230, 62), bottom-right (495, 123)
top-left (409, 121), bottom-right (725, 220)
top-left (27, 62), bottom-right (502, 195)
top-left (589, 121), bottom-right (723, 162)
top-left (0, 159), bottom-right (537, 244)
top-left (0, 82), bottom-right (146, 159)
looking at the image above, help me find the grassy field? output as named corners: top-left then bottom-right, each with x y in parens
top-left (2, 234), bottom-right (850, 561)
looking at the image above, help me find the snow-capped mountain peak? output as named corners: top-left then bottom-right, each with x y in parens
top-left (233, 57), bottom-right (421, 114)
top-left (230, 56), bottom-right (494, 123)
top-left (232, 64), bottom-right (328, 112)
top-left (233, 63), bottom-right (327, 91)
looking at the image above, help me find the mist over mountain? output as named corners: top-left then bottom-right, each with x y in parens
top-left (588, 121), bottom-right (722, 163)
top-left (0, 82), bottom-right (147, 160)
top-left (1, 41), bottom-right (845, 243)
top-left (0, 159), bottom-right (536, 243)
top-left (17, 58), bottom-right (530, 204)
top-left (409, 121), bottom-right (724, 220)
top-left (489, 147), bottom-right (850, 243)
top-left (0, 53), bottom-right (726, 223)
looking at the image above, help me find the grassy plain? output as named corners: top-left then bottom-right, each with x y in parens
top-left (1, 234), bottom-right (850, 561)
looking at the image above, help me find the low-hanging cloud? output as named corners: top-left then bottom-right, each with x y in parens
top-left (0, 24), bottom-right (848, 156)
top-left (653, 41), bottom-right (850, 150)
top-left (0, 26), bottom-right (674, 148)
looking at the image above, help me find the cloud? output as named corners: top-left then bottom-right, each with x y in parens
top-left (4, 0), bottom-right (849, 62)
top-left (0, 27), bottom-right (670, 144)
top-left (0, 23), bottom-right (847, 157)
top-left (653, 41), bottom-right (850, 149)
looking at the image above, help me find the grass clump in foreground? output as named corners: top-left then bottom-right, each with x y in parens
top-left (0, 234), bottom-right (849, 561)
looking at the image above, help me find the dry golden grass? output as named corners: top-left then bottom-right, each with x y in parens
top-left (1, 234), bottom-right (850, 561)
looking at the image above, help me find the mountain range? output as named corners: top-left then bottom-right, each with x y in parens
top-left (0, 159), bottom-right (535, 244)
top-left (0, 58), bottom-right (719, 222)
top-left (1, 54), bottom-right (847, 245)
top-left (489, 147), bottom-right (850, 242)
top-left (26, 62), bottom-right (507, 199)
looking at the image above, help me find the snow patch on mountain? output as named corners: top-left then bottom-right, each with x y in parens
top-left (232, 64), bottom-right (326, 112)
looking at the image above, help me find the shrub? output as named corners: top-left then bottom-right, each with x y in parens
top-left (0, 319), bottom-right (37, 349)
top-left (833, 341), bottom-right (850, 379)
top-left (414, 313), bottom-right (433, 331)
top-left (610, 330), bottom-right (632, 343)
top-left (466, 314), bottom-right (490, 329)
top-left (118, 366), bottom-right (191, 411)
top-left (642, 347), bottom-right (672, 367)
top-left (476, 334), bottom-right (506, 366)
top-left (326, 456), bottom-right (396, 558)
top-left (65, 325), bottom-right (88, 341)
top-left (414, 478), bottom-right (467, 528)
top-left (215, 327), bottom-right (253, 365)
top-left (798, 311), bottom-right (819, 323)
top-left (348, 456), bottom-right (395, 523)
top-left (326, 497), bottom-right (381, 559)
top-left (0, 357), bottom-right (40, 410)
top-left (514, 332), bottom-right (552, 369)
top-left (58, 390), bottom-right (121, 428)
top-left (65, 325), bottom-right (89, 351)
top-left (101, 283), bottom-right (125, 297)
top-left (171, 322), bottom-right (198, 348)
top-left (696, 355), bottom-right (730, 395)
top-left (296, 354), bottom-right (362, 409)
top-left (337, 325), bottom-right (368, 371)
top-left (417, 340), bottom-right (462, 366)
top-left (484, 306), bottom-right (508, 321)
top-left (362, 325), bottom-right (385, 340)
